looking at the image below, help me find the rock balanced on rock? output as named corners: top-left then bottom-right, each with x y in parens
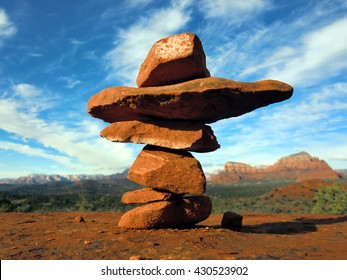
top-left (87, 32), bottom-right (293, 229)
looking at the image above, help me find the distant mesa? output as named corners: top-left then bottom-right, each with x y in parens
top-left (0, 174), bottom-right (104, 185)
top-left (210, 151), bottom-right (341, 184)
top-left (0, 172), bottom-right (128, 185)
top-left (336, 169), bottom-right (347, 177)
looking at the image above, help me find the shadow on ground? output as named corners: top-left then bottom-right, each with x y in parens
top-left (242, 216), bottom-right (347, 235)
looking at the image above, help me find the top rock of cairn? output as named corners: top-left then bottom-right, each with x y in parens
top-left (136, 32), bottom-right (210, 87)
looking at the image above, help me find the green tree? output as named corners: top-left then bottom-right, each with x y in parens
top-left (311, 184), bottom-right (347, 215)
top-left (0, 197), bottom-right (14, 212)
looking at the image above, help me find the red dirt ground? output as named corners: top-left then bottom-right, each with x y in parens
top-left (0, 212), bottom-right (346, 260)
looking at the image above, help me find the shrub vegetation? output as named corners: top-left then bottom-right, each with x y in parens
top-left (311, 184), bottom-right (347, 215)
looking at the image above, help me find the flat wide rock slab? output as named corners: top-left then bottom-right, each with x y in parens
top-left (118, 196), bottom-right (212, 229)
top-left (88, 77), bottom-right (293, 124)
top-left (100, 120), bottom-right (220, 152)
top-left (128, 145), bottom-right (206, 195)
top-left (121, 188), bottom-right (177, 204)
top-left (136, 32), bottom-right (210, 87)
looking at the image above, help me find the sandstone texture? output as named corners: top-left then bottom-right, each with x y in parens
top-left (87, 77), bottom-right (293, 124)
top-left (100, 120), bottom-right (219, 152)
top-left (136, 32), bottom-right (210, 87)
top-left (128, 145), bottom-right (206, 195)
top-left (121, 188), bottom-right (177, 204)
top-left (211, 151), bottom-right (340, 184)
top-left (269, 152), bottom-right (340, 181)
top-left (118, 196), bottom-right (212, 229)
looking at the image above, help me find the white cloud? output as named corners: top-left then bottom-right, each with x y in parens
top-left (11, 83), bottom-right (54, 112)
top-left (202, 1), bottom-right (347, 86)
top-left (0, 85), bottom-right (136, 175)
top-left (12, 83), bottom-right (41, 99)
top-left (0, 8), bottom-right (16, 44)
top-left (58, 76), bottom-right (81, 88)
top-left (0, 141), bottom-right (73, 167)
top-left (28, 53), bottom-right (43, 58)
top-left (70, 38), bottom-right (85, 45)
top-left (105, 0), bottom-right (192, 85)
top-left (199, 0), bottom-right (270, 21)
top-left (125, 0), bottom-right (153, 8)
top-left (264, 16), bottom-right (347, 86)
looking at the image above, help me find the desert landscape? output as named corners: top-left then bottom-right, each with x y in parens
top-left (1, 151), bottom-right (346, 260)
top-left (1, 211), bottom-right (346, 260)
top-left (1, 1), bottom-right (347, 269)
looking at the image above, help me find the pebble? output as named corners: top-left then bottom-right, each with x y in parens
top-left (74, 216), bottom-right (85, 223)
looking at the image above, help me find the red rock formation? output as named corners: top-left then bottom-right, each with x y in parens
top-left (121, 188), bottom-right (178, 204)
top-left (86, 32), bottom-right (294, 229)
top-left (87, 77), bottom-right (293, 124)
top-left (128, 145), bottom-right (206, 195)
top-left (136, 32), bottom-right (210, 87)
top-left (211, 152), bottom-right (340, 183)
top-left (267, 152), bottom-right (340, 181)
top-left (118, 196), bottom-right (212, 229)
top-left (101, 120), bottom-right (220, 153)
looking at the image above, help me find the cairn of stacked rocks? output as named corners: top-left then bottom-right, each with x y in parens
top-left (87, 32), bottom-right (293, 229)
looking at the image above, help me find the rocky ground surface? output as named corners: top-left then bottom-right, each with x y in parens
top-left (1, 212), bottom-right (346, 260)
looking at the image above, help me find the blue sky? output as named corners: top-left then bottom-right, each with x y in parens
top-left (0, 0), bottom-right (347, 178)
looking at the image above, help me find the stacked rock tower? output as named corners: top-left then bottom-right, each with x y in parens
top-left (87, 32), bottom-right (293, 229)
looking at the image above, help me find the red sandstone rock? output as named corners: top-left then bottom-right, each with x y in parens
top-left (128, 145), bottom-right (206, 195)
top-left (87, 77), bottom-right (293, 124)
top-left (74, 216), bottom-right (85, 223)
top-left (118, 196), bottom-right (212, 229)
top-left (136, 32), bottom-right (210, 87)
top-left (269, 152), bottom-right (340, 182)
top-left (210, 151), bottom-right (340, 183)
top-left (221, 212), bottom-right (243, 231)
top-left (100, 120), bottom-right (219, 153)
top-left (224, 162), bottom-right (258, 174)
top-left (121, 188), bottom-right (177, 204)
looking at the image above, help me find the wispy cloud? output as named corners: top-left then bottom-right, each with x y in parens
top-left (0, 84), bottom-right (135, 175)
top-left (104, 0), bottom-right (192, 85)
top-left (58, 76), bottom-right (81, 88)
top-left (70, 38), bottom-right (85, 46)
top-left (125, 0), bottom-right (154, 8)
top-left (0, 141), bottom-right (73, 167)
top-left (11, 83), bottom-right (55, 112)
top-left (0, 8), bottom-right (16, 45)
top-left (199, 0), bottom-right (270, 21)
top-left (258, 17), bottom-right (347, 86)
top-left (12, 83), bottom-right (41, 99)
top-left (203, 1), bottom-right (347, 86)
top-left (28, 53), bottom-right (43, 58)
